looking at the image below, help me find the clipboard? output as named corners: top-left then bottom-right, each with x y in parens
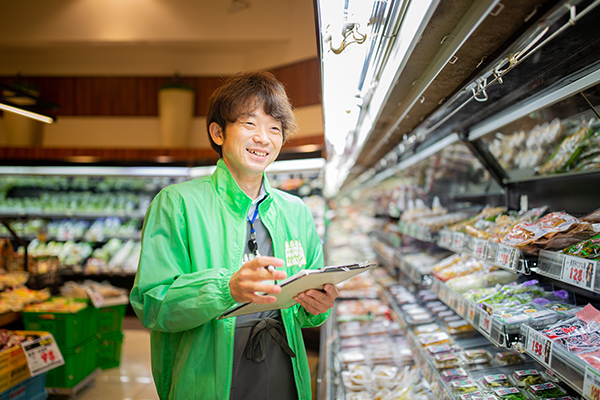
top-left (217, 262), bottom-right (375, 319)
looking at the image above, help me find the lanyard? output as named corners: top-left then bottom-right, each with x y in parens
top-left (247, 206), bottom-right (260, 257)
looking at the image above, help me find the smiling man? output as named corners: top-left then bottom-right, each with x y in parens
top-left (130, 71), bottom-right (338, 400)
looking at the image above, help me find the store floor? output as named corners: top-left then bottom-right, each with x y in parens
top-left (49, 316), bottom-right (319, 400)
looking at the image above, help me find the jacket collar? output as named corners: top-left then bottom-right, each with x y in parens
top-left (211, 158), bottom-right (274, 214)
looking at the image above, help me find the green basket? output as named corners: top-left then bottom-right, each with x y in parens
top-left (45, 338), bottom-right (98, 388)
top-left (97, 331), bottom-right (124, 370)
top-left (22, 304), bottom-right (97, 348)
top-left (97, 304), bottom-right (126, 335)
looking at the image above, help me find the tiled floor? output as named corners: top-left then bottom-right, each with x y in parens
top-left (48, 317), bottom-right (320, 400)
top-left (58, 327), bottom-right (159, 400)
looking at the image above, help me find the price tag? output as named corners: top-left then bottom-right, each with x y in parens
top-left (583, 365), bottom-right (600, 400)
top-left (452, 232), bottom-right (464, 251)
top-left (525, 327), bottom-right (552, 368)
top-left (21, 334), bottom-right (64, 376)
top-left (86, 287), bottom-right (105, 308)
top-left (439, 230), bottom-right (452, 248)
top-left (478, 304), bottom-right (493, 337)
top-left (474, 239), bottom-right (488, 259)
top-left (496, 244), bottom-right (518, 270)
top-left (467, 302), bottom-right (475, 322)
top-left (562, 256), bottom-right (597, 290)
top-left (458, 299), bottom-right (466, 316)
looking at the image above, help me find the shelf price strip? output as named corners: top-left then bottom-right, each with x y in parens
top-left (584, 366), bottom-right (600, 400)
top-left (496, 244), bottom-right (518, 270)
top-left (478, 304), bottom-right (493, 337)
top-left (525, 327), bottom-right (553, 368)
top-left (474, 239), bottom-right (488, 259)
top-left (21, 334), bottom-right (65, 376)
top-left (561, 256), bottom-right (597, 291)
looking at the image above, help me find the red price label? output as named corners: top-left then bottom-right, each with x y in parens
top-left (467, 303), bottom-right (475, 322)
top-left (496, 244), bottom-right (517, 270)
top-left (584, 365), bottom-right (600, 400)
top-left (475, 239), bottom-right (488, 259)
top-left (562, 256), bottom-right (596, 290)
top-left (452, 233), bottom-right (464, 251)
top-left (525, 327), bottom-right (552, 367)
top-left (478, 308), bottom-right (493, 336)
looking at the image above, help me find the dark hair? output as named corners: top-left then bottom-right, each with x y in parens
top-left (206, 71), bottom-right (299, 156)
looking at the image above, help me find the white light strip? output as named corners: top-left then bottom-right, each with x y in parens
top-left (0, 166), bottom-right (190, 177)
top-left (266, 158), bottom-right (325, 173)
top-left (0, 102), bottom-right (54, 124)
top-left (469, 67), bottom-right (600, 140)
top-left (188, 165), bottom-right (217, 178)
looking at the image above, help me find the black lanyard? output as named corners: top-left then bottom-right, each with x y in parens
top-left (247, 205), bottom-right (260, 258)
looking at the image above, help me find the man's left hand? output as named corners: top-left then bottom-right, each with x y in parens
top-left (293, 284), bottom-right (338, 315)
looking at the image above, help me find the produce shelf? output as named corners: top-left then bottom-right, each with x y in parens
top-left (518, 324), bottom-right (594, 398)
top-left (537, 250), bottom-right (600, 294)
top-left (398, 222), bottom-right (435, 243)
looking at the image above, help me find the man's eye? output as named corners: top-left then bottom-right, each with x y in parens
top-left (244, 122), bottom-right (255, 127)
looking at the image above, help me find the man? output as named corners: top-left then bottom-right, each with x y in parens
top-left (130, 71), bottom-right (338, 399)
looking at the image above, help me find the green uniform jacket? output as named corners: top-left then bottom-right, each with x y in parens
top-left (130, 159), bottom-right (329, 400)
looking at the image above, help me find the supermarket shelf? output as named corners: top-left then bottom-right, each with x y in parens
top-left (537, 250), bottom-right (600, 295)
top-left (431, 277), bottom-right (517, 348)
top-left (406, 328), bottom-right (452, 400)
top-left (398, 222), bottom-right (435, 243)
top-left (437, 229), bottom-right (532, 274)
top-left (371, 241), bottom-right (399, 277)
top-left (397, 253), bottom-right (428, 285)
top-left (519, 325), bottom-right (591, 397)
top-left (0, 233), bottom-right (142, 242)
top-left (0, 211), bottom-right (146, 220)
top-left (381, 288), bottom-right (409, 334)
top-left (317, 313), bottom-right (334, 400)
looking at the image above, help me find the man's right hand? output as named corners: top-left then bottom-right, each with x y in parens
top-left (229, 256), bottom-right (287, 303)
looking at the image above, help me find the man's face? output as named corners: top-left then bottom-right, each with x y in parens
top-left (215, 107), bottom-right (283, 182)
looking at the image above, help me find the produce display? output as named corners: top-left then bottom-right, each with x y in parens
top-left (22, 296), bottom-right (88, 313)
top-left (59, 280), bottom-right (128, 299)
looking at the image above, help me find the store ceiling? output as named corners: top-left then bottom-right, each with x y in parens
top-left (344, 0), bottom-right (561, 185)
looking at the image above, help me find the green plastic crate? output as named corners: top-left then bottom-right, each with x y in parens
top-left (45, 338), bottom-right (98, 388)
top-left (97, 331), bottom-right (124, 370)
top-left (22, 304), bottom-right (97, 348)
top-left (97, 304), bottom-right (126, 335)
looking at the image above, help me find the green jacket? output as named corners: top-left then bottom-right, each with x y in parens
top-left (130, 159), bottom-right (329, 400)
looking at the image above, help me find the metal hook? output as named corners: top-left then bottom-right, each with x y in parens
top-left (472, 78), bottom-right (488, 102)
top-left (490, 3), bottom-right (504, 16)
top-left (569, 5), bottom-right (577, 25)
top-left (449, 55), bottom-right (458, 65)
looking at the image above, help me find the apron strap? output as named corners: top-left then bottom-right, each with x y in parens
top-left (245, 317), bottom-right (296, 363)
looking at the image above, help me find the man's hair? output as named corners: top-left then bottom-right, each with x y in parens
top-left (206, 71), bottom-right (299, 157)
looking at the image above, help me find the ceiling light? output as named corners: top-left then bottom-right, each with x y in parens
top-left (0, 102), bottom-right (55, 124)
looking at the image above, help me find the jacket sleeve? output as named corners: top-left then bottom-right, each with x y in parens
top-left (130, 190), bottom-right (237, 333)
top-left (293, 202), bottom-right (331, 328)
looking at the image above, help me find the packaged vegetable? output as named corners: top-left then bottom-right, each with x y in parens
top-left (493, 387), bottom-right (528, 399)
top-left (561, 233), bottom-right (600, 259)
top-left (526, 382), bottom-right (566, 399)
top-left (494, 350), bottom-right (525, 366)
top-left (451, 379), bottom-right (480, 395)
top-left (481, 374), bottom-right (511, 389)
top-left (441, 367), bottom-right (469, 382)
top-left (511, 370), bottom-right (542, 387)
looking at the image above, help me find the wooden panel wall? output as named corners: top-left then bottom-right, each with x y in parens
top-left (0, 58), bottom-right (321, 117)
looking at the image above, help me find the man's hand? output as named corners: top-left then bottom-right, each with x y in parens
top-left (229, 256), bottom-right (287, 304)
top-left (293, 284), bottom-right (338, 315)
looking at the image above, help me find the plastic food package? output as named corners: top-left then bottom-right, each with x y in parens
top-left (446, 319), bottom-right (475, 335)
top-left (526, 382), bottom-right (566, 399)
top-left (480, 374), bottom-right (512, 389)
top-left (441, 367), bottom-right (469, 382)
top-left (561, 233), bottom-right (600, 259)
top-left (493, 387), bottom-right (528, 399)
top-left (433, 352), bottom-right (461, 369)
top-left (451, 380), bottom-right (481, 395)
top-left (510, 370), bottom-right (543, 388)
top-left (501, 212), bottom-right (581, 248)
top-left (434, 257), bottom-right (487, 282)
top-left (537, 126), bottom-right (590, 175)
top-left (494, 350), bottom-right (525, 366)
top-left (460, 349), bottom-right (492, 368)
top-left (417, 331), bottom-right (451, 347)
top-left (447, 270), bottom-right (519, 293)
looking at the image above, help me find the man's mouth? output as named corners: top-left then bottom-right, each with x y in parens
top-left (247, 149), bottom-right (268, 157)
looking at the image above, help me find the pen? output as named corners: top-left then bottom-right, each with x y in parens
top-left (266, 265), bottom-right (277, 284)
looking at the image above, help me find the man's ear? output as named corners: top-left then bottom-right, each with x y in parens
top-left (209, 122), bottom-right (225, 145)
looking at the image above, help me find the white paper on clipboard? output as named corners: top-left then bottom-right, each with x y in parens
top-left (217, 262), bottom-right (375, 319)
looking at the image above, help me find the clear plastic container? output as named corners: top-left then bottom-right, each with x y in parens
top-left (450, 379), bottom-right (481, 395)
top-left (480, 374), bottom-right (512, 390)
top-left (526, 382), bottom-right (567, 399)
top-left (461, 349), bottom-right (493, 368)
top-left (493, 387), bottom-right (529, 399)
top-left (433, 352), bottom-right (462, 369)
top-left (441, 367), bottom-right (469, 382)
top-left (510, 369), bottom-right (543, 388)
top-left (493, 350), bottom-right (526, 366)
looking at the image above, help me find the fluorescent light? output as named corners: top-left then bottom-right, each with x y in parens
top-left (0, 102), bottom-right (55, 124)
top-left (266, 158), bottom-right (325, 173)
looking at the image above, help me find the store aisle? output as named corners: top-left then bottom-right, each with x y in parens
top-left (61, 321), bottom-right (158, 400)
